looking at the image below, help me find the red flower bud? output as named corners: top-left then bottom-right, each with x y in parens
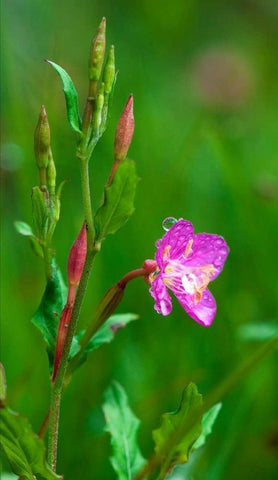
top-left (114, 94), bottom-right (134, 163)
top-left (67, 222), bottom-right (87, 288)
top-left (52, 305), bottom-right (73, 381)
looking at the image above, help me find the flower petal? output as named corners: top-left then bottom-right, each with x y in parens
top-left (155, 219), bottom-right (194, 268)
top-left (185, 233), bottom-right (229, 280)
top-left (174, 288), bottom-right (216, 326)
top-left (150, 275), bottom-right (172, 316)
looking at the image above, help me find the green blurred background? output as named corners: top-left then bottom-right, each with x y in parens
top-left (1, 0), bottom-right (278, 478)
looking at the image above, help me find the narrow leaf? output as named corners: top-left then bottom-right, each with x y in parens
top-left (32, 260), bottom-right (67, 366)
top-left (0, 406), bottom-right (61, 480)
top-left (46, 60), bottom-right (82, 134)
top-left (14, 221), bottom-right (34, 237)
top-left (103, 381), bottom-right (146, 480)
top-left (193, 403), bottom-right (222, 450)
top-left (153, 383), bottom-right (203, 473)
top-left (95, 160), bottom-right (138, 241)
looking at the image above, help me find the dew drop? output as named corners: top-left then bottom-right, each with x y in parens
top-left (162, 217), bottom-right (178, 231)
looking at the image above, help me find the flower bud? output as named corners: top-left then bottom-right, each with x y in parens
top-left (32, 186), bottom-right (48, 238)
top-left (114, 94), bottom-right (134, 162)
top-left (67, 222), bottom-right (87, 287)
top-left (52, 305), bottom-right (73, 381)
top-left (89, 17), bottom-right (106, 84)
top-left (47, 150), bottom-right (56, 196)
top-left (93, 83), bottom-right (105, 133)
top-left (34, 105), bottom-right (51, 178)
top-left (103, 45), bottom-right (115, 95)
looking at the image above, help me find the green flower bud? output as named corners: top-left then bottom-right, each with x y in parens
top-left (93, 83), bottom-right (105, 132)
top-left (32, 186), bottom-right (48, 238)
top-left (89, 17), bottom-right (106, 84)
top-left (34, 105), bottom-right (51, 176)
top-left (47, 149), bottom-right (56, 196)
top-left (103, 45), bottom-right (115, 95)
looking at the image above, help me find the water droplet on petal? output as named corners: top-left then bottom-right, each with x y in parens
top-left (162, 217), bottom-right (178, 231)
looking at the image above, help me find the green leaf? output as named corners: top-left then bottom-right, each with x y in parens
top-left (0, 363), bottom-right (7, 404)
top-left (103, 381), bottom-right (146, 480)
top-left (46, 60), bottom-right (82, 134)
top-left (14, 221), bottom-right (34, 236)
top-left (95, 160), bottom-right (138, 241)
top-left (81, 313), bottom-right (138, 355)
top-left (32, 260), bottom-right (67, 366)
top-left (0, 406), bottom-right (61, 480)
top-left (193, 403), bottom-right (222, 450)
top-left (153, 383), bottom-right (203, 473)
top-left (238, 322), bottom-right (278, 342)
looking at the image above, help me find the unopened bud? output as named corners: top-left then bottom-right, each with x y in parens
top-left (89, 17), bottom-right (106, 84)
top-left (67, 222), bottom-right (87, 287)
top-left (47, 150), bottom-right (56, 196)
top-left (52, 305), bottom-right (73, 381)
top-left (114, 94), bottom-right (134, 162)
top-left (103, 45), bottom-right (115, 95)
top-left (34, 106), bottom-right (51, 176)
top-left (93, 83), bottom-right (105, 132)
top-left (32, 186), bottom-right (48, 238)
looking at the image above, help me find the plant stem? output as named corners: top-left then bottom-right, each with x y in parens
top-left (47, 247), bottom-right (97, 469)
top-left (79, 158), bottom-right (95, 245)
top-left (47, 145), bottom-right (97, 470)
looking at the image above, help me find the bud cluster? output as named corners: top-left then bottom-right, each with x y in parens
top-left (81, 18), bottom-right (116, 145)
top-left (32, 106), bottom-right (63, 251)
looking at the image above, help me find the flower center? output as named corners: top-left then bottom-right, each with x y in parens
top-left (163, 261), bottom-right (216, 304)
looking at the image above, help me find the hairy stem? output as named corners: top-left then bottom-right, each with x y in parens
top-left (47, 148), bottom-right (97, 470)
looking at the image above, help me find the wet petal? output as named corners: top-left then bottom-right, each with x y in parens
top-left (155, 219), bottom-right (194, 268)
top-left (150, 275), bottom-right (172, 316)
top-left (185, 233), bottom-right (229, 280)
top-left (174, 288), bottom-right (216, 326)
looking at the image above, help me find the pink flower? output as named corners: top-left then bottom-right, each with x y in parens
top-left (148, 218), bottom-right (229, 326)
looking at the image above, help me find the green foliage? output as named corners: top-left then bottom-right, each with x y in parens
top-left (94, 160), bottom-right (138, 241)
top-left (46, 60), bottom-right (82, 135)
top-left (0, 406), bottom-right (60, 480)
top-left (238, 322), bottom-right (278, 342)
top-left (193, 403), bottom-right (222, 450)
top-left (153, 383), bottom-right (203, 473)
top-left (14, 221), bottom-right (34, 236)
top-left (14, 220), bottom-right (44, 258)
top-left (31, 260), bottom-right (67, 366)
top-left (82, 313), bottom-right (138, 355)
top-left (102, 381), bottom-right (146, 480)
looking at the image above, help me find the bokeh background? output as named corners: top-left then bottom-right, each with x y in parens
top-left (1, 0), bottom-right (278, 478)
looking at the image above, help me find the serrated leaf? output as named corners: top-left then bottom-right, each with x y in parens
top-left (14, 221), bottom-right (34, 236)
top-left (95, 160), bottom-right (138, 241)
top-left (32, 260), bottom-right (67, 366)
top-left (0, 406), bottom-right (61, 480)
top-left (46, 60), bottom-right (82, 134)
top-left (193, 403), bottom-right (222, 450)
top-left (103, 381), bottom-right (146, 480)
top-left (153, 383), bottom-right (203, 473)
